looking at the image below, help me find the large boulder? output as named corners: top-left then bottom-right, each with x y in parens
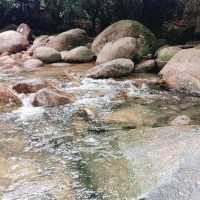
top-left (92, 20), bottom-right (157, 58)
top-left (87, 58), bottom-right (134, 79)
top-left (61, 46), bottom-right (94, 63)
top-left (160, 48), bottom-right (200, 94)
top-left (156, 46), bottom-right (182, 70)
top-left (46, 29), bottom-right (88, 51)
top-left (0, 31), bottom-right (29, 54)
top-left (31, 88), bottom-right (74, 107)
top-left (96, 37), bottom-right (137, 64)
top-left (33, 47), bottom-right (61, 63)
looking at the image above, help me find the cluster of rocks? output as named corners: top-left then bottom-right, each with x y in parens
top-left (0, 79), bottom-right (75, 110)
top-left (0, 19), bottom-right (200, 106)
top-left (88, 20), bottom-right (200, 96)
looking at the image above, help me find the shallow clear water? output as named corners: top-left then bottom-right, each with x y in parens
top-left (0, 63), bottom-right (200, 199)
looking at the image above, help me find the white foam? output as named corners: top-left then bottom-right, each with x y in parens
top-left (13, 94), bottom-right (45, 121)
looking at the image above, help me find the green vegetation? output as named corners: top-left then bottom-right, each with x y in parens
top-left (0, 0), bottom-right (186, 35)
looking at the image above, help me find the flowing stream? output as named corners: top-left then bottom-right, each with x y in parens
top-left (0, 63), bottom-right (200, 200)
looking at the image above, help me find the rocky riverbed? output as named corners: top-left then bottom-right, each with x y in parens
top-left (0, 60), bottom-right (200, 199)
top-left (0, 20), bottom-right (200, 200)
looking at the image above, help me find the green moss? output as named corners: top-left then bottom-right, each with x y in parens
top-left (158, 53), bottom-right (174, 62)
top-left (134, 21), bottom-right (157, 56)
top-left (157, 46), bottom-right (182, 62)
top-left (121, 20), bottom-right (158, 59)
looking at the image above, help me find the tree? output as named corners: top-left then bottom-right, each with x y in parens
top-left (184, 0), bottom-right (200, 34)
top-left (0, 0), bottom-right (193, 36)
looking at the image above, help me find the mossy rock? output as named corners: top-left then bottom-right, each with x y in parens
top-left (156, 46), bottom-right (182, 62)
top-left (92, 20), bottom-right (158, 59)
top-left (156, 46), bottom-right (182, 70)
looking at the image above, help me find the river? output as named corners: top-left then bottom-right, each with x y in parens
top-left (0, 62), bottom-right (200, 200)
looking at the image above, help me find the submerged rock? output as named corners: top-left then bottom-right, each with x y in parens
top-left (0, 31), bottom-right (29, 54)
top-left (31, 88), bottom-right (74, 107)
top-left (160, 48), bottom-right (200, 94)
top-left (33, 47), bottom-right (61, 63)
top-left (103, 102), bottom-right (159, 128)
top-left (46, 28), bottom-right (88, 51)
top-left (92, 20), bottom-right (157, 58)
top-left (61, 46), bottom-right (94, 63)
top-left (87, 58), bottom-right (134, 79)
top-left (96, 37), bottom-right (138, 64)
top-left (140, 152), bottom-right (200, 200)
top-left (83, 126), bottom-right (200, 199)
